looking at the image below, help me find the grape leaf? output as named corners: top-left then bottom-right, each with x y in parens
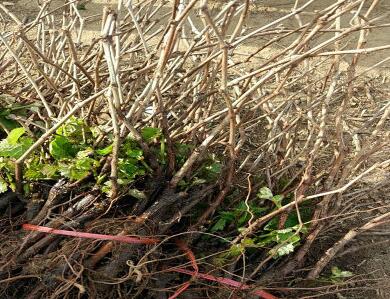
top-left (331, 266), bottom-right (353, 279)
top-left (126, 148), bottom-right (143, 160)
top-left (0, 116), bottom-right (19, 132)
top-left (141, 127), bottom-right (161, 141)
top-left (0, 137), bottom-right (33, 158)
top-left (119, 160), bottom-right (145, 180)
top-left (257, 187), bottom-right (273, 199)
top-left (58, 156), bottom-right (98, 180)
top-left (275, 243), bottom-right (295, 257)
top-left (205, 161), bottom-right (221, 174)
top-left (271, 194), bottom-right (283, 208)
top-left (7, 127), bottom-right (26, 145)
top-left (128, 189), bottom-right (147, 200)
top-left (41, 164), bottom-right (58, 177)
top-left (96, 144), bottom-right (113, 156)
top-left (49, 136), bottom-right (77, 160)
top-left (0, 179), bottom-right (7, 193)
top-left (210, 218), bottom-right (228, 232)
top-left (227, 244), bottom-right (244, 257)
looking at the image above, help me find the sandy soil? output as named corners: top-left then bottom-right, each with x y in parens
top-left (6, 0), bottom-right (390, 74)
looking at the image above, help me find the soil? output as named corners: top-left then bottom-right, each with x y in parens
top-left (1, 1), bottom-right (389, 298)
top-left (306, 179), bottom-right (390, 299)
top-left (7, 0), bottom-right (390, 74)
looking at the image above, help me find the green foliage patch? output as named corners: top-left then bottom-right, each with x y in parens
top-left (0, 119), bottom-right (221, 197)
top-left (210, 186), bottom-right (311, 265)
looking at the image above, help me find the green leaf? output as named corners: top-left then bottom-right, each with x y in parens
top-left (25, 164), bottom-right (44, 179)
top-left (275, 227), bottom-right (294, 234)
top-left (276, 231), bottom-right (299, 243)
top-left (288, 234), bottom-right (301, 244)
top-left (212, 256), bottom-right (228, 267)
top-left (126, 148), bottom-right (143, 160)
top-left (256, 235), bottom-right (277, 246)
top-left (7, 127), bottom-right (26, 144)
top-left (235, 201), bottom-right (248, 212)
top-left (237, 227), bottom-right (247, 233)
top-left (175, 143), bottom-right (191, 166)
top-left (205, 161), bottom-right (221, 174)
top-left (271, 195), bottom-right (283, 208)
top-left (241, 238), bottom-right (256, 247)
top-left (220, 211), bottom-right (236, 222)
top-left (257, 187), bottom-right (273, 199)
top-left (227, 244), bottom-right (244, 257)
top-left (210, 218), bottom-right (228, 232)
top-left (141, 127), bottom-right (161, 142)
top-left (0, 108), bottom-right (11, 117)
top-left (41, 164), bottom-right (58, 177)
top-left (101, 180), bottom-right (111, 194)
top-left (199, 158), bottom-right (222, 182)
top-left (49, 136), bottom-right (77, 160)
top-left (23, 183), bottom-right (31, 194)
top-left (96, 174), bottom-right (107, 185)
top-left (159, 138), bottom-right (166, 163)
top-left (331, 266), bottom-right (353, 279)
top-left (19, 137), bottom-right (33, 154)
top-left (264, 207), bottom-right (312, 231)
top-left (263, 217), bottom-right (278, 231)
top-left (238, 212), bottom-right (250, 227)
top-left (76, 148), bottom-right (94, 158)
top-left (0, 179), bottom-right (7, 193)
top-left (119, 160), bottom-right (145, 180)
top-left (128, 189), bottom-right (147, 200)
top-left (177, 179), bottom-right (189, 188)
top-left (284, 208), bottom-right (312, 228)
top-left (0, 141), bottom-right (22, 157)
top-left (96, 144), bottom-right (113, 156)
top-left (191, 177), bottom-right (207, 186)
top-left (0, 116), bottom-right (19, 132)
top-left (275, 243), bottom-right (295, 257)
top-left (58, 156), bottom-right (98, 180)
top-left (0, 137), bottom-right (33, 158)
top-left (56, 117), bottom-right (89, 143)
top-left (252, 205), bottom-right (268, 214)
top-left (76, 156), bottom-right (98, 171)
top-left (25, 160), bottom-right (58, 180)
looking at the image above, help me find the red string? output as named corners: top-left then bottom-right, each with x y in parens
top-left (168, 240), bottom-right (200, 299)
top-left (22, 224), bottom-right (160, 245)
top-left (168, 282), bottom-right (191, 299)
top-left (175, 239), bottom-right (199, 274)
top-left (22, 223), bottom-right (278, 299)
top-left (170, 267), bottom-right (278, 299)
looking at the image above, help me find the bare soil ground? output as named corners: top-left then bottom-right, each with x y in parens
top-left (9, 0), bottom-right (390, 73)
